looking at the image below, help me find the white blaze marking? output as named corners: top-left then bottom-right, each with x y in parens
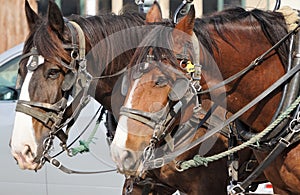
top-left (11, 70), bottom-right (37, 156)
top-left (113, 78), bottom-right (140, 148)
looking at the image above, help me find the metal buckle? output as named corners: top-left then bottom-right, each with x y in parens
top-left (279, 137), bottom-right (291, 147)
top-left (153, 158), bottom-right (164, 169)
top-left (50, 158), bottom-right (62, 169)
top-left (245, 159), bottom-right (257, 172)
top-left (228, 184), bottom-right (245, 195)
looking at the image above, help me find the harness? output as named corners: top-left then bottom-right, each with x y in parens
top-left (122, 15), bottom-right (300, 195)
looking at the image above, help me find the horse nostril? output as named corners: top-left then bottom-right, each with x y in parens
top-left (23, 145), bottom-right (34, 158)
top-left (122, 150), bottom-right (137, 170)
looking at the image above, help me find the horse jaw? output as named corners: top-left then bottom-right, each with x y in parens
top-left (10, 71), bottom-right (39, 170)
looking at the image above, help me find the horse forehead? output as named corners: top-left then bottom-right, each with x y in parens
top-left (129, 80), bottom-right (170, 111)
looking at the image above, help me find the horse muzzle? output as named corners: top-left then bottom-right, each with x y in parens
top-left (11, 145), bottom-right (40, 170)
top-left (110, 143), bottom-right (144, 177)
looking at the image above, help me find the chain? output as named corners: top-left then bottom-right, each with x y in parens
top-left (40, 131), bottom-right (55, 166)
top-left (140, 136), bottom-right (157, 176)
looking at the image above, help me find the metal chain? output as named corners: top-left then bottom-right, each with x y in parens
top-left (40, 132), bottom-right (55, 166)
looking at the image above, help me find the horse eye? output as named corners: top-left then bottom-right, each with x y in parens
top-left (46, 68), bottom-right (61, 79)
top-left (155, 76), bottom-right (168, 87)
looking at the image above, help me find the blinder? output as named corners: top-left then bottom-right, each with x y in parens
top-left (62, 70), bottom-right (77, 91)
top-left (121, 62), bottom-right (152, 96)
top-left (133, 62), bottom-right (151, 79)
top-left (168, 78), bottom-right (190, 101)
top-left (27, 56), bottom-right (44, 71)
top-left (25, 48), bottom-right (45, 71)
top-left (121, 74), bottom-right (129, 96)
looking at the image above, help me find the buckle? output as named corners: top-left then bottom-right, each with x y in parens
top-left (245, 159), bottom-right (257, 172)
top-left (153, 158), bottom-right (164, 169)
top-left (228, 184), bottom-right (245, 195)
top-left (279, 137), bottom-right (291, 148)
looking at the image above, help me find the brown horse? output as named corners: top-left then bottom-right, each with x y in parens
top-left (9, 0), bottom-right (149, 171)
top-left (111, 3), bottom-right (299, 195)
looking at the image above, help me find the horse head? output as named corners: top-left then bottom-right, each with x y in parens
top-left (110, 5), bottom-right (205, 177)
top-left (10, 1), bottom-right (91, 170)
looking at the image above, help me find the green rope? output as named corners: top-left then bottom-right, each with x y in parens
top-left (179, 95), bottom-right (300, 171)
top-left (71, 120), bottom-right (100, 156)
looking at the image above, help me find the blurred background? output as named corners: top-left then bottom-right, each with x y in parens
top-left (1, 0), bottom-right (300, 54)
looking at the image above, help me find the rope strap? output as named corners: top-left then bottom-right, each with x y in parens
top-left (70, 119), bottom-right (100, 156)
top-left (178, 95), bottom-right (300, 171)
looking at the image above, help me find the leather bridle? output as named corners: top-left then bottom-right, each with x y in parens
top-left (15, 19), bottom-right (92, 167)
top-left (118, 32), bottom-right (203, 176)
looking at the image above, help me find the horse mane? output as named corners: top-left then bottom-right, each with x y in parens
top-left (194, 7), bottom-right (289, 69)
top-left (23, 10), bottom-right (146, 76)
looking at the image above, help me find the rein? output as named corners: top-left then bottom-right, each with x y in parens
top-left (44, 154), bottom-right (116, 174)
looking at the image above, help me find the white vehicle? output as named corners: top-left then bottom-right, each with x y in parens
top-left (250, 182), bottom-right (274, 194)
top-left (0, 44), bottom-right (124, 195)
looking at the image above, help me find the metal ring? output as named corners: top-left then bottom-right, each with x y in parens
top-left (289, 119), bottom-right (300, 133)
top-left (175, 161), bottom-right (184, 172)
top-left (71, 50), bottom-right (79, 59)
top-left (180, 59), bottom-right (187, 69)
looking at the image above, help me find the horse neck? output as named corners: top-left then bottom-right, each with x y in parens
top-left (200, 22), bottom-right (286, 132)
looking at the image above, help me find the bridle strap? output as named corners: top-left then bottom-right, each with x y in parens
top-left (120, 108), bottom-right (158, 129)
top-left (69, 21), bottom-right (86, 60)
top-left (17, 99), bottom-right (66, 112)
top-left (120, 103), bottom-right (171, 129)
top-left (16, 103), bottom-right (60, 127)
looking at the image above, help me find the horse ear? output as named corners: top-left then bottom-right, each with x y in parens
top-left (174, 5), bottom-right (195, 35)
top-left (47, 1), bottom-right (64, 35)
top-left (25, 0), bottom-right (40, 31)
top-left (146, 1), bottom-right (162, 23)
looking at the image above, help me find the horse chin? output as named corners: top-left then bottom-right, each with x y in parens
top-left (120, 169), bottom-right (142, 178)
top-left (116, 159), bottom-right (144, 178)
top-left (115, 162), bottom-right (140, 176)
